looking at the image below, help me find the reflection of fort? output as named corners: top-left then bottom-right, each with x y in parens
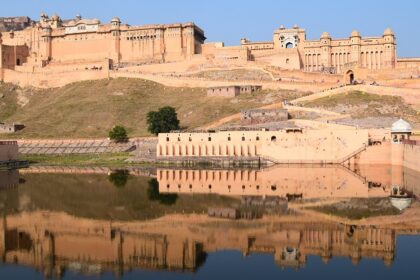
top-left (157, 166), bottom-right (392, 199)
top-left (1, 212), bottom-right (416, 278)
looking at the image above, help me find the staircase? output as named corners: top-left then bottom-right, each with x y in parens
top-left (262, 144), bottom-right (367, 165)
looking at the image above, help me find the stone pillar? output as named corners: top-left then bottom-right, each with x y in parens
top-left (350, 32), bottom-right (361, 65)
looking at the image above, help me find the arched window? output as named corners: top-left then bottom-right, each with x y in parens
top-left (271, 136), bottom-right (277, 142)
top-left (285, 42), bottom-right (293, 48)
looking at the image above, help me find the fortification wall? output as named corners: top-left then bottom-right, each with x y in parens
top-left (157, 129), bottom-right (368, 164)
top-left (1, 68), bottom-right (108, 88)
top-left (403, 143), bottom-right (420, 172)
top-left (255, 49), bottom-right (302, 70)
top-left (355, 143), bottom-right (392, 165)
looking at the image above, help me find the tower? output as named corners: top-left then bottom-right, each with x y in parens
top-left (320, 32), bottom-right (332, 68)
top-left (110, 17), bottom-right (121, 65)
top-left (350, 30), bottom-right (361, 65)
top-left (383, 28), bottom-right (396, 68)
top-left (40, 25), bottom-right (52, 61)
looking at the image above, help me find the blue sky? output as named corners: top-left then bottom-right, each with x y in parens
top-left (2, 0), bottom-right (419, 57)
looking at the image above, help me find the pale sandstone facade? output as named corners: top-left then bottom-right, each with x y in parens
top-left (157, 120), bottom-right (419, 171)
top-left (0, 14), bottom-right (419, 88)
top-left (0, 13), bottom-right (205, 71)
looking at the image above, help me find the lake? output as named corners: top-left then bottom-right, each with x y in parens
top-left (0, 165), bottom-right (419, 280)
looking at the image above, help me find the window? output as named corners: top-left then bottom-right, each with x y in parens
top-left (256, 136), bottom-right (260, 141)
top-left (228, 137), bottom-right (231, 141)
top-left (166, 137), bottom-right (170, 142)
top-left (242, 136), bottom-right (245, 141)
top-left (271, 136), bottom-right (277, 142)
top-left (208, 137), bottom-right (212, 141)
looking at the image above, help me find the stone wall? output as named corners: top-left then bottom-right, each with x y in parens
top-left (0, 141), bottom-right (18, 162)
top-left (1, 68), bottom-right (108, 88)
top-left (403, 143), bottom-right (420, 172)
top-left (157, 128), bottom-right (368, 164)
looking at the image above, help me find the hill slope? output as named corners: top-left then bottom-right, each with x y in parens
top-left (0, 78), bottom-right (297, 139)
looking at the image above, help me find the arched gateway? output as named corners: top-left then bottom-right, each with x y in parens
top-left (346, 70), bottom-right (355, 85)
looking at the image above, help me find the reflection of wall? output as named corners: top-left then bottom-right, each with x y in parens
top-left (0, 170), bottom-right (19, 189)
top-left (0, 211), bottom-right (406, 277)
top-left (157, 166), bottom-right (389, 199)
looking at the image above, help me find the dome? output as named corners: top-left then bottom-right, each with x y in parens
top-left (320, 32), bottom-right (330, 39)
top-left (391, 118), bottom-right (412, 133)
top-left (293, 24), bottom-right (299, 29)
top-left (390, 197), bottom-right (412, 211)
top-left (51, 14), bottom-right (60, 21)
top-left (350, 30), bottom-right (360, 37)
top-left (111, 17), bottom-right (121, 22)
top-left (279, 25), bottom-right (285, 30)
top-left (384, 27), bottom-right (394, 36)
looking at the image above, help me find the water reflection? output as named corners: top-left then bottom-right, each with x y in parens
top-left (157, 165), bottom-right (419, 200)
top-left (0, 165), bottom-right (419, 279)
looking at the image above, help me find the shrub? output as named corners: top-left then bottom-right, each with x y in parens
top-left (109, 125), bottom-right (128, 143)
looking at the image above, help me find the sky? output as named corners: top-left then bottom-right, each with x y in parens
top-left (2, 0), bottom-right (419, 57)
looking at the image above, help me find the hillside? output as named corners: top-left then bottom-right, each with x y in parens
top-left (302, 90), bottom-right (420, 126)
top-left (0, 78), bottom-right (300, 139)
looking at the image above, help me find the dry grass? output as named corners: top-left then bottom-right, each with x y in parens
top-left (0, 78), bottom-right (296, 139)
top-left (188, 69), bottom-right (272, 81)
top-left (303, 90), bottom-right (420, 123)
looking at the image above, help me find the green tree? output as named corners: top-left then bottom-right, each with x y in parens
top-left (108, 170), bottom-right (129, 188)
top-left (147, 178), bottom-right (178, 205)
top-left (147, 106), bottom-right (180, 135)
top-left (109, 125), bottom-right (128, 143)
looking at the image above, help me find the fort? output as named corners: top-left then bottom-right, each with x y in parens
top-left (0, 13), bottom-right (419, 88)
top-left (156, 119), bottom-right (420, 172)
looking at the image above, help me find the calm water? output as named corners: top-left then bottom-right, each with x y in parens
top-left (0, 165), bottom-right (419, 280)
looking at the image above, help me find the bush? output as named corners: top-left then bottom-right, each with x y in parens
top-left (109, 125), bottom-right (128, 143)
top-left (147, 106), bottom-right (180, 135)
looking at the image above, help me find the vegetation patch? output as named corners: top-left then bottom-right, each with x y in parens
top-left (303, 90), bottom-right (419, 123)
top-left (0, 78), bottom-right (299, 139)
top-left (189, 69), bottom-right (272, 81)
top-left (21, 152), bottom-right (131, 167)
top-left (309, 198), bottom-right (401, 220)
